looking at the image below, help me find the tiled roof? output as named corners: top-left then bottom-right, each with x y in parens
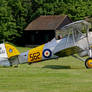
top-left (25, 15), bottom-right (68, 31)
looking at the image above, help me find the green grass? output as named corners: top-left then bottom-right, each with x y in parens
top-left (0, 47), bottom-right (92, 92)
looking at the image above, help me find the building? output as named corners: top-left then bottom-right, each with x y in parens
top-left (24, 15), bottom-right (72, 45)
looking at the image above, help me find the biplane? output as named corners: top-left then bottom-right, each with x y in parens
top-left (0, 20), bottom-right (92, 68)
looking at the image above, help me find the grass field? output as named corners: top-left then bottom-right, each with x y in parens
top-left (0, 47), bottom-right (92, 92)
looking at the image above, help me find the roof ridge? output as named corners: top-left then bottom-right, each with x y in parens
top-left (40, 15), bottom-right (66, 17)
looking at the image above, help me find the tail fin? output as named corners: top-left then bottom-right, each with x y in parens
top-left (5, 43), bottom-right (20, 58)
top-left (5, 43), bottom-right (20, 67)
top-left (0, 43), bottom-right (20, 67)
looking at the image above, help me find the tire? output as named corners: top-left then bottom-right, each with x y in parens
top-left (85, 57), bottom-right (92, 69)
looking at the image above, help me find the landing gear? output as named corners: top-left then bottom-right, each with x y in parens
top-left (85, 48), bottom-right (92, 68)
top-left (85, 58), bottom-right (92, 68)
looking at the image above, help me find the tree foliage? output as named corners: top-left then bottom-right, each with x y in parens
top-left (0, 0), bottom-right (92, 44)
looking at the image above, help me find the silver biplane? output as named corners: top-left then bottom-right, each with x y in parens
top-left (0, 20), bottom-right (92, 68)
top-left (54, 20), bottom-right (92, 68)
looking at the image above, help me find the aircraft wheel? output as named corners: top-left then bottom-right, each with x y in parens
top-left (85, 58), bottom-right (92, 69)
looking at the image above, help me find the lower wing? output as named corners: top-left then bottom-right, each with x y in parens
top-left (54, 46), bottom-right (82, 57)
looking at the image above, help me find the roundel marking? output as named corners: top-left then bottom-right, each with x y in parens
top-left (43, 49), bottom-right (52, 58)
top-left (9, 49), bottom-right (13, 53)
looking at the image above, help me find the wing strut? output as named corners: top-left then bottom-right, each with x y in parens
top-left (72, 55), bottom-right (85, 62)
top-left (86, 25), bottom-right (92, 57)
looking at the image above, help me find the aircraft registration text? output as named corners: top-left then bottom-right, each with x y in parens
top-left (28, 45), bottom-right (44, 62)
